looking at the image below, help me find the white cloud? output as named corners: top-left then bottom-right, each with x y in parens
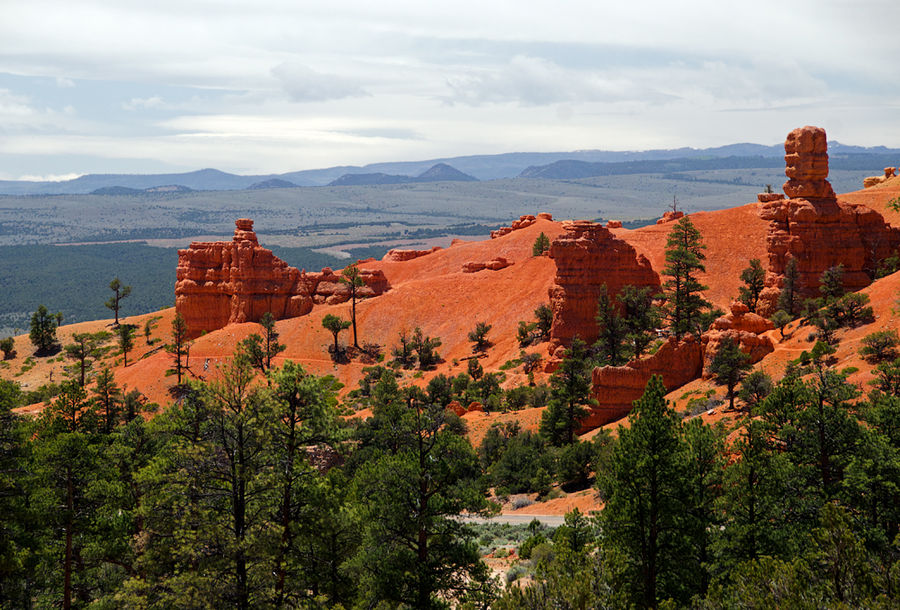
top-left (123, 96), bottom-right (165, 111)
top-left (271, 62), bottom-right (367, 102)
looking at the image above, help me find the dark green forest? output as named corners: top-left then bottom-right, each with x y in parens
top-left (0, 244), bottom-right (359, 335)
top-left (2, 336), bottom-right (899, 608)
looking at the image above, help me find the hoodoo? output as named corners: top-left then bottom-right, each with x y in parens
top-left (756, 126), bottom-right (900, 315)
top-left (547, 220), bottom-right (660, 359)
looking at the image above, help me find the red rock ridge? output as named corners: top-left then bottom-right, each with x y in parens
top-left (491, 213), bottom-right (553, 238)
top-left (756, 126), bottom-right (900, 315)
top-left (589, 336), bottom-right (703, 427)
top-left (548, 220), bottom-right (660, 358)
top-left (175, 219), bottom-right (389, 336)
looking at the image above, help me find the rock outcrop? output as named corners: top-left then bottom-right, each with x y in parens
top-left (756, 127), bottom-right (900, 316)
top-left (589, 336), bottom-right (703, 427)
top-left (657, 210), bottom-right (684, 224)
top-left (547, 221), bottom-right (660, 358)
top-left (606, 220), bottom-right (623, 229)
top-left (176, 219), bottom-right (389, 336)
top-left (863, 167), bottom-right (897, 189)
top-left (491, 214), bottom-right (539, 238)
top-left (175, 219), bottom-right (313, 336)
top-left (462, 257), bottom-right (512, 273)
top-left (701, 301), bottom-right (774, 376)
top-left (382, 246), bottom-right (442, 262)
top-left (307, 267), bottom-right (389, 305)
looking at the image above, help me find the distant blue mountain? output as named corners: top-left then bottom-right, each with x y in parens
top-left (327, 163), bottom-right (479, 187)
top-left (2, 141), bottom-right (898, 195)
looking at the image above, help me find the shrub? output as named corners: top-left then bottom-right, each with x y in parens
top-left (859, 330), bottom-right (900, 364)
top-left (0, 337), bottom-right (15, 360)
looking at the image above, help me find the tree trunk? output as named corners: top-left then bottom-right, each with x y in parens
top-left (63, 466), bottom-right (74, 610)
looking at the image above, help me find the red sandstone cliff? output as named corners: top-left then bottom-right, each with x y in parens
top-left (175, 219), bottom-right (389, 336)
top-left (547, 220), bottom-right (659, 358)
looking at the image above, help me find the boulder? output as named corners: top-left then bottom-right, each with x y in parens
top-left (548, 221), bottom-right (660, 357)
top-left (606, 220), bottom-right (623, 229)
top-left (462, 258), bottom-right (512, 273)
top-left (757, 193), bottom-right (785, 203)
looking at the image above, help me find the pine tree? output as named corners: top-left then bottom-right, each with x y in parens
top-left (708, 336), bottom-right (752, 411)
top-left (322, 314), bottom-right (351, 361)
top-left (30, 304), bottom-right (61, 354)
top-left (105, 277), bottom-right (132, 325)
top-left (467, 321), bottom-right (492, 353)
top-left (341, 263), bottom-right (365, 349)
top-left (738, 259), bottom-right (766, 313)
top-left (595, 284), bottom-right (628, 366)
top-left (540, 338), bottom-right (595, 445)
top-left (166, 312), bottom-right (189, 385)
top-left (117, 323), bottom-right (136, 367)
top-left (660, 216), bottom-right (711, 339)
top-left (777, 256), bottom-right (801, 317)
top-left (598, 375), bottom-right (694, 607)
top-left (532, 232), bottom-right (551, 256)
top-left (618, 284), bottom-right (659, 358)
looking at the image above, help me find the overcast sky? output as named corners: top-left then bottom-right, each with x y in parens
top-left (2, 0), bottom-right (899, 180)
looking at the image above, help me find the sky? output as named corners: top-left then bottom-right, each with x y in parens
top-left (2, 0), bottom-right (899, 180)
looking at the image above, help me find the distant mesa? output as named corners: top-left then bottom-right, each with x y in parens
top-left (90, 186), bottom-right (143, 196)
top-left (327, 163), bottom-right (478, 187)
top-left (245, 178), bottom-right (299, 190)
top-left (328, 172), bottom-right (415, 187)
top-left (91, 184), bottom-right (193, 195)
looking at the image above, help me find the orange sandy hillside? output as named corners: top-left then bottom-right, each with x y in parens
top-left (613, 203), bottom-right (770, 309)
top-left (90, 218), bottom-right (568, 408)
top-left (9, 308), bottom-right (177, 415)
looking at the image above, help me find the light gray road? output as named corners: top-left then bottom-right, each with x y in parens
top-left (458, 514), bottom-right (566, 527)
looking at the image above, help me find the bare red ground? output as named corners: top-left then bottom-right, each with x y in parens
top-left (9, 180), bottom-right (898, 451)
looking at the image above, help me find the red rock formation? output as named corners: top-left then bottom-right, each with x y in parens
top-left (537, 212), bottom-right (553, 221)
top-left (783, 126), bottom-right (835, 200)
top-left (382, 246), bottom-right (442, 262)
top-left (757, 193), bottom-right (785, 203)
top-left (606, 220), bottom-right (623, 229)
top-left (656, 210), bottom-right (684, 224)
top-left (491, 214), bottom-right (538, 238)
top-left (548, 221), bottom-right (660, 358)
top-left (863, 167), bottom-right (898, 189)
top-left (176, 219), bottom-right (390, 336)
top-left (176, 219), bottom-right (314, 336)
top-left (701, 301), bottom-right (774, 376)
top-left (756, 127), bottom-right (900, 316)
top-left (462, 257), bottom-right (512, 273)
top-left (589, 336), bottom-right (703, 427)
top-left (308, 267), bottom-right (389, 305)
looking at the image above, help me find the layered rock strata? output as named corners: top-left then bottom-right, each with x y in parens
top-left (176, 219), bottom-right (388, 336)
top-left (756, 127), bottom-right (900, 315)
top-left (590, 336), bottom-right (703, 427)
top-left (547, 221), bottom-right (660, 358)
